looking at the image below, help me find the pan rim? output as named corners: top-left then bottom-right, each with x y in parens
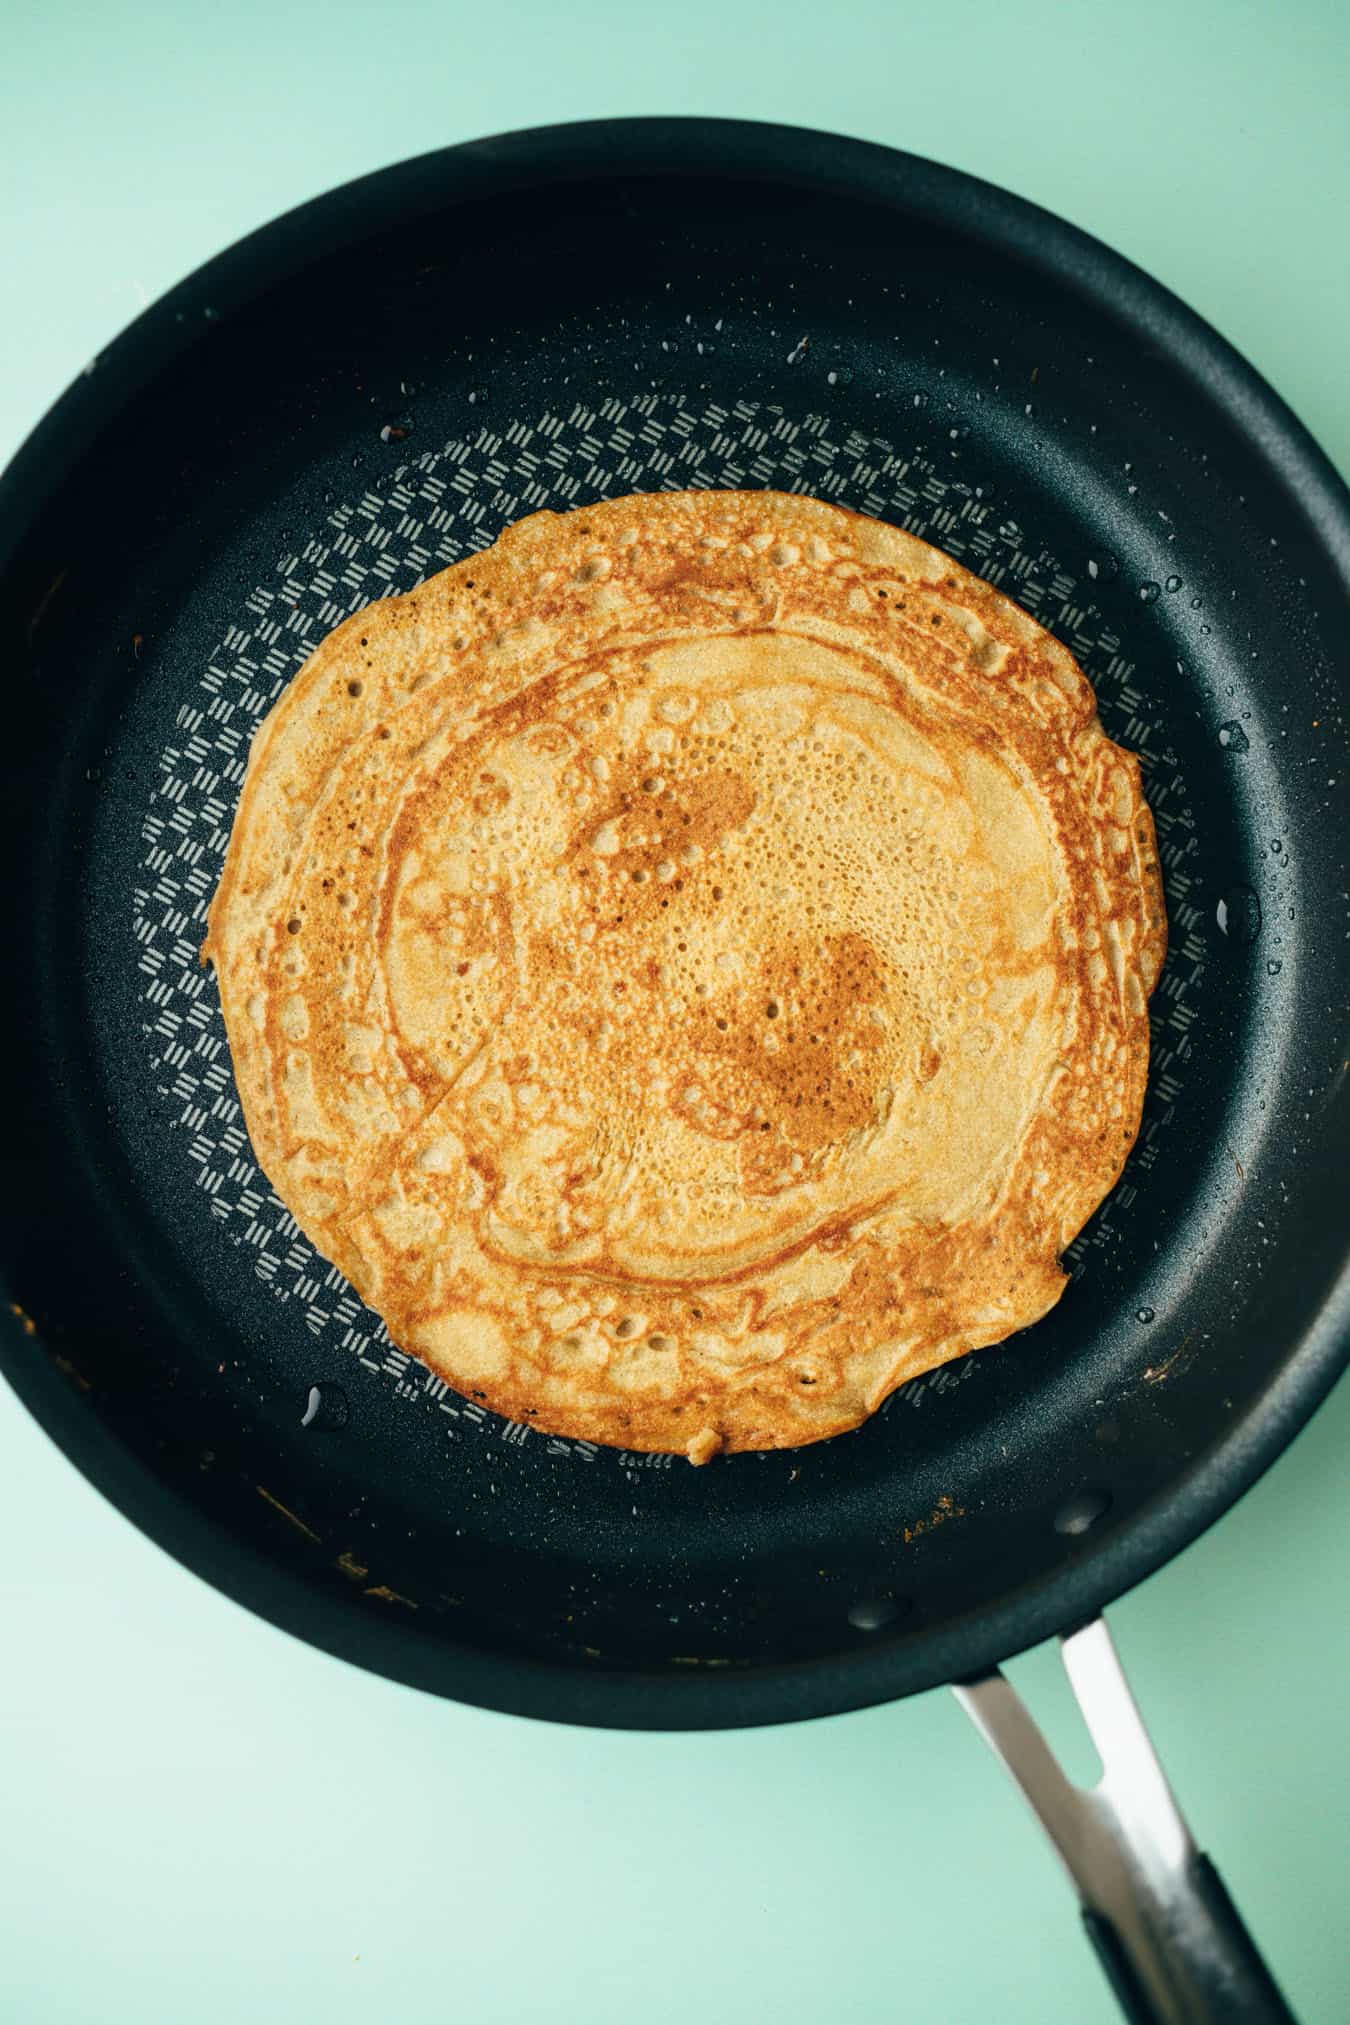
top-left (2, 114), bottom-right (1348, 1728)
top-left (4, 1284), bottom-right (1347, 1728)
top-left (4, 116), bottom-right (1350, 578)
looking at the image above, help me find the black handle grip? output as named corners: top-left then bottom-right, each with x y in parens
top-left (1084, 1908), bottom-right (1163, 2025)
top-left (1083, 1854), bottom-right (1298, 2024)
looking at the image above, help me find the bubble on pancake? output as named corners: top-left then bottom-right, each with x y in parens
top-left (204, 490), bottom-right (1165, 1460)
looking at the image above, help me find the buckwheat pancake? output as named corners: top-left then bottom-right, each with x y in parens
top-left (204, 490), bottom-right (1165, 1462)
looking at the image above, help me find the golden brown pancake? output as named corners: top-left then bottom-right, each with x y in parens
top-left (204, 490), bottom-right (1165, 1462)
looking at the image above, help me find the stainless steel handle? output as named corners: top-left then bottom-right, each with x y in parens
top-left (954, 1618), bottom-right (1297, 2024)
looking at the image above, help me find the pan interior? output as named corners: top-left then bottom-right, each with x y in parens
top-left (3, 148), bottom-right (1346, 1706)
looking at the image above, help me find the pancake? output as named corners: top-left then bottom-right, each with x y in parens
top-left (204, 490), bottom-right (1165, 1462)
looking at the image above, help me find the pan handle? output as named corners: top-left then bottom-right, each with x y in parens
top-left (954, 1618), bottom-right (1297, 2024)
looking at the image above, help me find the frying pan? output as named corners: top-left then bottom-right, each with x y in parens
top-left (2, 118), bottom-right (1346, 2023)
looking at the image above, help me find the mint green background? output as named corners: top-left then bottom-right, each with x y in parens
top-left (2, 4), bottom-right (1347, 2020)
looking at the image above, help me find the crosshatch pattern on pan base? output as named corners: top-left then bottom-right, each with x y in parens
top-left (131, 395), bottom-right (1202, 1467)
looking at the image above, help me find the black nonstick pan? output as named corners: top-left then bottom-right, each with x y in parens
top-left (2, 119), bottom-right (1347, 2023)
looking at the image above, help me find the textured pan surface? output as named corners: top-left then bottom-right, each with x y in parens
top-left (206, 490), bottom-right (1163, 1458)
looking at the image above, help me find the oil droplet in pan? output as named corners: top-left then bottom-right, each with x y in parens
top-left (1215, 884), bottom-right (1261, 945)
top-left (301, 1382), bottom-right (350, 1430)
